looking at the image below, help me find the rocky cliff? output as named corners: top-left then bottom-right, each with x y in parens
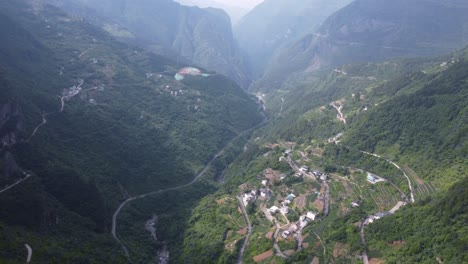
top-left (46, 0), bottom-right (251, 88)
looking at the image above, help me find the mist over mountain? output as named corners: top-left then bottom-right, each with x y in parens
top-left (46, 0), bottom-right (252, 88)
top-left (252, 0), bottom-right (468, 91)
top-left (175, 0), bottom-right (249, 25)
top-left (235, 0), bottom-right (352, 78)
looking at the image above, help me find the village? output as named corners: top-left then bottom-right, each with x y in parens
top-left (222, 140), bottom-right (420, 263)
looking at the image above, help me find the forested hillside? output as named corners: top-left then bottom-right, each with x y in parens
top-left (0, 0), bottom-right (466, 263)
top-left (179, 47), bottom-right (467, 263)
top-left (0, 0), bottom-right (262, 262)
top-left (367, 177), bottom-right (468, 263)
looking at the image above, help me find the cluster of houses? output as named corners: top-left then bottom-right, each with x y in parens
top-left (268, 193), bottom-right (296, 215)
top-left (242, 188), bottom-right (271, 207)
top-left (266, 192), bottom-right (319, 239)
top-left (291, 165), bottom-right (329, 182)
top-left (281, 211), bottom-right (318, 238)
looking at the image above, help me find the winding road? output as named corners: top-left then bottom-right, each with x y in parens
top-left (0, 172), bottom-right (31, 195)
top-left (112, 118), bottom-right (269, 261)
top-left (323, 182), bottom-right (330, 217)
top-left (361, 151), bottom-right (415, 203)
top-left (360, 221), bottom-right (369, 264)
top-left (330, 102), bottom-right (346, 125)
top-left (24, 244), bottom-right (32, 263)
top-left (237, 196), bottom-right (252, 264)
top-left (355, 155), bottom-right (412, 264)
top-left (28, 79), bottom-right (85, 141)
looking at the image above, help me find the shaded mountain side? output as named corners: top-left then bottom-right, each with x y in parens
top-left (0, 0), bottom-right (262, 262)
top-left (253, 0), bottom-right (468, 92)
top-left (46, 0), bottom-right (251, 88)
top-left (235, 0), bottom-right (352, 78)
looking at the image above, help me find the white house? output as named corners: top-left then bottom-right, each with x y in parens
top-left (242, 193), bottom-right (255, 207)
top-left (269, 206), bottom-right (280, 213)
top-left (306, 212), bottom-right (317, 221)
top-left (261, 180), bottom-right (268, 186)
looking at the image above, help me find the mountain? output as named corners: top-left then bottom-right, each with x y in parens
top-left (253, 0), bottom-right (468, 92)
top-left (46, 0), bottom-right (252, 88)
top-left (175, 0), bottom-right (249, 25)
top-left (367, 176), bottom-right (467, 263)
top-left (0, 0), bottom-right (262, 262)
top-left (235, 0), bottom-right (352, 78)
top-left (177, 47), bottom-right (468, 262)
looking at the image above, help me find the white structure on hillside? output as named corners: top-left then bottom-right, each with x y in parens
top-left (306, 212), bottom-right (317, 221)
top-left (269, 206), bottom-right (279, 213)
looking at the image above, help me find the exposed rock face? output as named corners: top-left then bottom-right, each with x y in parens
top-left (46, 0), bottom-right (251, 88)
top-left (253, 0), bottom-right (468, 91)
top-left (0, 99), bottom-right (23, 147)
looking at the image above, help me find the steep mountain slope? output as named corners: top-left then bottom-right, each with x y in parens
top-left (175, 0), bottom-right (249, 25)
top-left (0, 0), bottom-right (262, 262)
top-left (46, 0), bottom-right (251, 88)
top-left (366, 176), bottom-right (467, 263)
top-left (235, 0), bottom-right (352, 78)
top-left (253, 0), bottom-right (468, 92)
top-left (178, 47), bottom-right (468, 263)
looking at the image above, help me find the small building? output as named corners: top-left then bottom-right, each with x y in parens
top-left (269, 206), bottom-right (280, 213)
top-left (279, 156), bottom-right (287, 162)
top-left (306, 212), bottom-right (317, 221)
top-left (375, 212), bottom-right (390, 219)
top-left (294, 172), bottom-right (303, 178)
top-left (261, 180), bottom-right (268, 186)
top-left (280, 206), bottom-right (289, 214)
top-left (320, 174), bottom-right (328, 182)
top-left (351, 201), bottom-right (361, 208)
top-left (282, 230), bottom-right (292, 238)
top-left (300, 166), bottom-right (309, 173)
top-left (242, 193), bottom-right (256, 207)
top-left (284, 149), bottom-right (292, 155)
top-left (260, 189), bottom-right (269, 197)
top-left (312, 170), bottom-right (322, 177)
top-left (290, 224), bottom-right (298, 232)
top-left (280, 174), bottom-right (288, 180)
top-left (367, 174), bottom-right (377, 183)
top-left (286, 194), bottom-right (296, 201)
top-left (368, 212), bottom-right (390, 224)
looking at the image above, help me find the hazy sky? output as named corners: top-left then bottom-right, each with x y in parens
top-left (212, 0), bottom-right (264, 9)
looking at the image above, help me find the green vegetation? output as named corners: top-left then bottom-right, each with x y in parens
top-left (0, 0), bottom-right (262, 262)
top-left (367, 177), bottom-right (468, 263)
top-left (179, 47), bottom-right (468, 263)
